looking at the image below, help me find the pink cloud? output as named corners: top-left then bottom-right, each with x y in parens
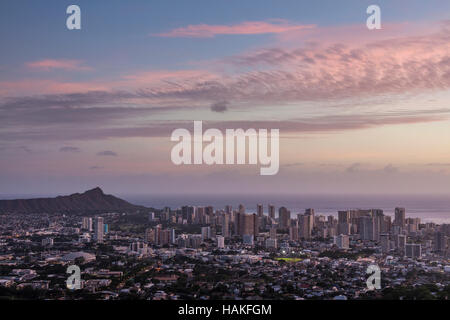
top-left (118, 69), bottom-right (218, 87)
top-left (144, 21), bottom-right (450, 104)
top-left (274, 21), bottom-right (431, 47)
top-left (0, 79), bottom-right (108, 96)
top-left (6, 21), bottom-right (450, 112)
top-left (26, 59), bottom-right (91, 71)
top-left (155, 20), bottom-right (315, 38)
top-left (0, 69), bottom-right (216, 97)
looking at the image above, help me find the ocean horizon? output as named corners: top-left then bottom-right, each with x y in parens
top-left (2, 192), bottom-right (449, 224)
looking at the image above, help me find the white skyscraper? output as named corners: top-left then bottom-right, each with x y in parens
top-left (82, 217), bottom-right (93, 231)
top-left (94, 217), bottom-right (104, 243)
top-left (217, 236), bottom-right (225, 249)
top-left (169, 228), bottom-right (176, 244)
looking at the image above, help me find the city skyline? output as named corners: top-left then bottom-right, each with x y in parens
top-left (1, 191), bottom-right (448, 300)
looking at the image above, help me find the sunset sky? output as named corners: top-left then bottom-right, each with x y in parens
top-left (1, 0), bottom-right (450, 196)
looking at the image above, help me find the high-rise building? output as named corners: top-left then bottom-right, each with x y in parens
top-left (298, 214), bottom-right (312, 239)
top-left (405, 243), bottom-right (421, 258)
top-left (406, 217), bottom-right (420, 229)
top-left (395, 234), bottom-right (406, 253)
top-left (154, 224), bottom-right (163, 245)
top-left (258, 214), bottom-right (266, 232)
top-left (234, 212), bottom-right (258, 238)
top-left (278, 207), bottom-right (290, 230)
top-left (304, 209), bottom-right (315, 234)
top-left (257, 204), bottom-right (263, 217)
top-left (217, 236), bottom-right (225, 249)
top-left (334, 234), bottom-right (350, 249)
top-left (94, 217), bottom-right (104, 243)
top-left (269, 227), bottom-right (277, 239)
top-left (242, 234), bottom-right (254, 246)
top-left (394, 207), bottom-right (406, 228)
top-left (338, 211), bottom-right (351, 224)
top-left (160, 229), bottom-right (171, 245)
top-left (327, 226), bottom-right (337, 238)
top-left (380, 234), bottom-right (390, 253)
top-left (145, 226), bottom-right (175, 245)
top-left (234, 212), bottom-right (241, 236)
top-left (243, 214), bottom-right (255, 236)
top-left (168, 228), bottom-right (176, 244)
top-left (221, 213), bottom-right (230, 238)
top-left (201, 226), bottom-right (211, 241)
top-left (145, 228), bottom-right (155, 243)
top-left (371, 209), bottom-right (384, 241)
top-left (371, 209), bottom-right (384, 217)
top-left (434, 232), bottom-right (447, 254)
top-left (265, 238), bottom-right (277, 250)
top-left (252, 213), bottom-right (259, 236)
top-left (305, 208), bottom-right (314, 214)
top-left (129, 241), bottom-right (148, 255)
top-left (380, 215), bottom-right (392, 233)
top-left (187, 235), bottom-right (202, 248)
top-left (161, 210), bottom-right (170, 221)
top-left (268, 204), bottom-right (275, 220)
top-left (289, 226), bottom-right (299, 241)
top-left (338, 223), bottom-right (351, 235)
top-left (196, 207), bottom-right (205, 224)
top-left (205, 206), bottom-right (214, 217)
top-left (441, 224), bottom-right (450, 236)
top-left (182, 206), bottom-right (195, 224)
top-left (358, 216), bottom-right (376, 241)
top-left (82, 217), bottom-right (93, 231)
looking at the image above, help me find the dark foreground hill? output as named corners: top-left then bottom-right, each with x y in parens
top-left (0, 187), bottom-right (146, 214)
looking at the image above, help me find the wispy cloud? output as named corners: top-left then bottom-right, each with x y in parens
top-left (59, 146), bottom-right (80, 153)
top-left (155, 20), bottom-right (315, 38)
top-left (284, 162), bottom-right (304, 168)
top-left (26, 59), bottom-right (91, 71)
top-left (97, 150), bottom-right (118, 157)
top-left (2, 21), bottom-right (450, 143)
top-left (89, 165), bottom-right (104, 170)
top-left (19, 146), bottom-right (32, 154)
top-left (5, 22), bottom-right (450, 106)
top-left (425, 163), bottom-right (450, 167)
top-left (383, 164), bottom-right (399, 174)
top-left (137, 23), bottom-right (450, 105)
top-left (346, 163), bottom-right (362, 173)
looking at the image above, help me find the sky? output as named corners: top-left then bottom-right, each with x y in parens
top-left (1, 0), bottom-right (450, 196)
